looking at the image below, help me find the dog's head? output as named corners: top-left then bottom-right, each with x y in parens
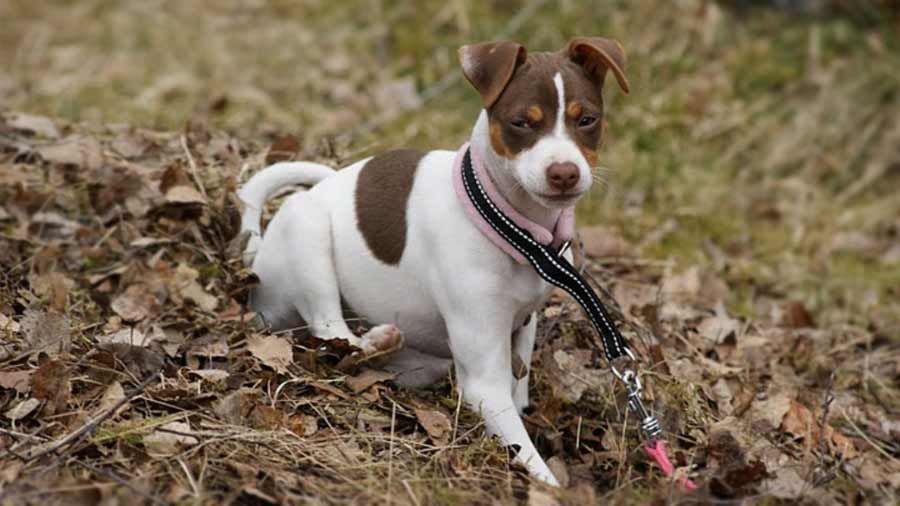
top-left (460, 38), bottom-right (628, 209)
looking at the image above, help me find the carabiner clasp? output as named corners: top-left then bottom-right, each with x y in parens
top-left (613, 364), bottom-right (662, 442)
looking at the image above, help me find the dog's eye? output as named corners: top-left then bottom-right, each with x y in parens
top-left (578, 115), bottom-right (598, 128)
top-left (509, 118), bottom-right (531, 129)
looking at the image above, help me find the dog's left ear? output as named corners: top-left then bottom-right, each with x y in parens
top-left (565, 37), bottom-right (630, 94)
top-left (459, 40), bottom-right (528, 108)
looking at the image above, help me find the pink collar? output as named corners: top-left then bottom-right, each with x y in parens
top-left (452, 142), bottom-right (575, 264)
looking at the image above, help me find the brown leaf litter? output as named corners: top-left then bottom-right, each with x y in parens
top-left (0, 114), bottom-right (897, 505)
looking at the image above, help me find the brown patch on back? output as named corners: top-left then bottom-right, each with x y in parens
top-left (355, 149), bottom-right (425, 265)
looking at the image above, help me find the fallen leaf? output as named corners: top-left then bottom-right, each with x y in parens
top-left (214, 388), bottom-right (257, 425)
top-left (415, 408), bottom-right (452, 444)
top-left (749, 391), bottom-right (793, 432)
top-left (265, 135), bottom-right (300, 164)
top-left (0, 313), bottom-right (20, 333)
top-left (143, 421), bottom-right (198, 457)
top-left (661, 266), bottom-right (701, 303)
top-left (30, 359), bottom-right (70, 416)
top-left (542, 349), bottom-right (605, 404)
top-left (97, 328), bottom-right (154, 347)
top-left (99, 343), bottom-right (164, 378)
top-left (697, 307), bottom-right (742, 344)
top-left (5, 112), bottom-right (60, 138)
top-left (345, 368), bottom-right (395, 394)
top-left (19, 309), bottom-right (70, 356)
top-left (0, 369), bottom-right (33, 393)
top-left (578, 225), bottom-right (632, 258)
top-left (247, 334), bottom-right (293, 374)
top-left (111, 284), bottom-right (160, 322)
top-left (97, 381), bottom-right (126, 416)
top-left (4, 398), bottom-right (41, 420)
top-left (164, 185), bottom-right (205, 205)
top-left (188, 333), bottom-right (229, 359)
top-left (188, 369), bottom-right (230, 383)
top-left (612, 281), bottom-right (657, 316)
top-left (170, 264), bottom-right (217, 312)
top-left (781, 301), bottom-right (814, 328)
top-left (36, 135), bottom-right (104, 170)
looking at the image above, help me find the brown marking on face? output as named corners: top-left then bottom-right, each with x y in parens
top-left (355, 149), bottom-right (425, 265)
top-left (579, 146), bottom-right (598, 166)
top-left (560, 61), bottom-right (605, 165)
top-left (526, 105), bottom-right (544, 123)
top-left (490, 120), bottom-right (514, 159)
top-left (566, 101), bottom-right (583, 120)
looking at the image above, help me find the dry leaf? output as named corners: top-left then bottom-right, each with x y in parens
top-left (4, 398), bottom-right (41, 420)
top-left (97, 381), bottom-right (127, 416)
top-left (5, 112), bottom-right (60, 138)
top-left (415, 408), bottom-right (452, 444)
top-left (0, 369), bottom-right (33, 393)
top-left (247, 334), bottom-right (293, 374)
top-left (170, 264), bottom-right (217, 312)
top-left (578, 225), bottom-right (631, 258)
top-left (97, 328), bottom-right (154, 347)
top-left (143, 421), bottom-right (198, 457)
top-left (30, 359), bottom-right (70, 416)
top-left (188, 369), bottom-right (230, 383)
top-left (749, 391), bottom-right (793, 432)
top-left (346, 368), bottom-right (395, 394)
top-left (19, 309), bottom-right (70, 356)
top-left (165, 185), bottom-right (205, 205)
top-left (36, 135), bottom-right (104, 170)
top-left (265, 134), bottom-right (300, 164)
top-left (0, 313), bottom-right (20, 333)
top-left (111, 284), bottom-right (160, 322)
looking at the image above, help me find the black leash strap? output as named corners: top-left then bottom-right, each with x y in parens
top-left (461, 148), bottom-right (662, 441)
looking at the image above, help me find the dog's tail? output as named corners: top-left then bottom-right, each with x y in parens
top-left (238, 161), bottom-right (334, 264)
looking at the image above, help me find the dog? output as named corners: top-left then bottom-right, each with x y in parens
top-left (238, 37), bottom-right (628, 486)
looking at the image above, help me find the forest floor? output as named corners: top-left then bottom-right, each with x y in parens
top-left (1, 1), bottom-right (899, 505)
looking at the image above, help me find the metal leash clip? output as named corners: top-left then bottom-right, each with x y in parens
top-left (612, 352), bottom-right (662, 442)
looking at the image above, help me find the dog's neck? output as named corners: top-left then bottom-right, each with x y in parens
top-left (469, 111), bottom-right (563, 232)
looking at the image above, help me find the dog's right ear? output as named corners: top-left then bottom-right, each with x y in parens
top-left (459, 41), bottom-right (527, 109)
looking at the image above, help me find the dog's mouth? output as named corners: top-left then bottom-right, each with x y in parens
top-left (534, 191), bottom-right (583, 207)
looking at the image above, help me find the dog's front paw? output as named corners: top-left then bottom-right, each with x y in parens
top-left (360, 324), bottom-right (404, 354)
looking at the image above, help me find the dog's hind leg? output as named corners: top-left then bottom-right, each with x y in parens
top-left (258, 194), bottom-right (402, 353)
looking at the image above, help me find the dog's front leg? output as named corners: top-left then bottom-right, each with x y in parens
top-left (445, 311), bottom-right (559, 486)
top-left (512, 312), bottom-right (537, 414)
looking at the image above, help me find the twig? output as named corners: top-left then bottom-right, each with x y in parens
top-left (840, 408), bottom-right (898, 463)
top-left (180, 134), bottom-right (208, 201)
top-left (388, 400), bottom-right (397, 500)
top-left (24, 373), bottom-right (158, 462)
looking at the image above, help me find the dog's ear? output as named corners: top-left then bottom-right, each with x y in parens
top-left (565, 37), bottom-right (629, 94)
top-left (459, 40), bottom-right (527, 108)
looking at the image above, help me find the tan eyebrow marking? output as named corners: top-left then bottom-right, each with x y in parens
top-left (566, 101), bottom-right (582, 119)
top-left (526, 105), bottom-right (543, 123)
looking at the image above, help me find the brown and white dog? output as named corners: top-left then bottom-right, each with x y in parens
top-left (238, 38), bottom-right (628, 485)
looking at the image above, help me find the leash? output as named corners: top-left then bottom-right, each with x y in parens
top-left (460, 148), bottom-right (696, 489)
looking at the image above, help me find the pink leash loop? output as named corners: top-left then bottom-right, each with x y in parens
top-left (644, 439), bottom-right (697, 490)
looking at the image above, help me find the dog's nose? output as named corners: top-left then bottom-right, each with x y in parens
top-left (546, 162), bottom-right (580, 192)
